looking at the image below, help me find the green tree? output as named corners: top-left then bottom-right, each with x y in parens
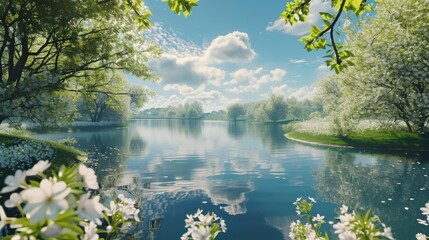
top-left (257, 95), bottom-right (288, 122)
top-left (243, 102), bottom-right (263, 120)
top-left (78, 73), bottom-right (125, 123)
top-left (286, 98), bottom-right (323, 120)
top-left (0, 0), bottom-right (197, 125)
top-left (317, 0), bottom-right (429, 133)
top-left (175, 101), bottom-right (203, 119)
top-left (77, 73), bottom-right (152, 123)
top-left (227, 103), bottom-right (246, 121)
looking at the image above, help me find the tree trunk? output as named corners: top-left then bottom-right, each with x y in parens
top-left (96, 103), bottom-right (107, 122)
top-left (405, 121), bottom-right (413, 132)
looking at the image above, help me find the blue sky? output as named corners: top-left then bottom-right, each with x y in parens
top-left (135, 0), bottom-right (334, 111)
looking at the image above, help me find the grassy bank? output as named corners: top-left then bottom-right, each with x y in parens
top-left (0, 134), bottom-right (87, 168)
top-left (27, 121), bottom-right (126, 133)
top-left (286, 130), bottom-right (429, 151)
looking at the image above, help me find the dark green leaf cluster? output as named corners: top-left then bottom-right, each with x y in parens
top-left (280, 0), bottom-right (373, 72)
top-left (164, 0), bottom-right (199, 17)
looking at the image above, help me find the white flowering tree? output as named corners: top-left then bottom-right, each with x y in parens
top-left (317, 0), bottom-right (429, 134)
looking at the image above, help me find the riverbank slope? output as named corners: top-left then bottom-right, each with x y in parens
top-left (286, 131), bottom-right (429, 151)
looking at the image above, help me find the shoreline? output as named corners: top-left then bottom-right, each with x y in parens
top-left (285, 133), bottom-right (429, 152)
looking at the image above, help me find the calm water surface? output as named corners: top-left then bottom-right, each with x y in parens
top-left (33, 119), bottom-right (429, 239)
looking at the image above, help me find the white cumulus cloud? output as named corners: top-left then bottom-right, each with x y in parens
top-left (156, 84), bottom-right (232, 112)
top-left (224, 67), bottom-right (287, 93)
top-left (316, 63), bottom-right (331, 78)
top-left (149, 54), bottom-right (225, 86)
top-left (289, 86), bottom-right (317, 101)
top-left (204, 31), bottom-right (256, 64)
top-left (147, 27), bottom-right (260, 86)
top-left (271, 84), bottom-right (290, 95)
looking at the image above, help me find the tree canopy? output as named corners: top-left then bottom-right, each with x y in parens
top-left (0, 0), bottom-right (198, 125)
top-left (227, 103), bottom-right (246, 121)
top-left (317, 0), bottom-right (429, 134)
top-left (254, 95), bottom-right (289, 122)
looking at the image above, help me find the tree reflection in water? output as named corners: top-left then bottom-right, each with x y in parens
top-left (227, 121), bottom-right (247, 139)
top-left (315, 150), bottom-right (429, 239)
top-left (249, 123), bottom-right (288, 153)
top-left (148, 119), bottom-right (203, 138)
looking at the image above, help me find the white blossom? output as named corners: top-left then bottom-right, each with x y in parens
top-left (26, 160), bottom-right (51, 176)
top-left (0, 206), bottom-right (7, 230)
top-left (185, 214), bottom-right (195, 228)
top-left (197, 212), bottom-right (213, 225)
top-left (81, 221), bottom-right (99, 240)
top-left (191, 226), bottom-right (211, 240)
top-left (220, 218), bottom-right (227, 232)
top-left (416, 233), bottom-right (427, 240)
top-left (78, 193), bottom-right (104, 225)
top-left (383, 227), bottom-right (394, 240)
top-left (182, 209), bottom-right (226, 240)
top-left (21, 179), bottom-right (71, 223)
top-left (1, 170), bottom-right (27, 193)
top-left (79, 165), bottom-right (99, 190)
top-left (417, 219), bottom-right (428, 226)
top-left (5, 193), bottom-right (23, 208)
top-left (420, 202), bottom-right (429, 215)
top-left (312, 214), bottom-right (325, 223)
top-left (340, 205), bottom-right (349, 214)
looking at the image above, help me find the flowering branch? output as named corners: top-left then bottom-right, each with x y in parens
top-left (0, 160), bottom-right (140, 240)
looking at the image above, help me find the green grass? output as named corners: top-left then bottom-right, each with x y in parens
top-left (287, 130), bottom-right (429, 151)
top-left (0, 134), bottom-right (87, 167)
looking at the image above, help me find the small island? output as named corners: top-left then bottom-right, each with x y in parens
top-left (286, 130), bottom-right (429, 151)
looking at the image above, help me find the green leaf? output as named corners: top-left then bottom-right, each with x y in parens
top-left (334, 64), bottom-right (341, 73)
top-left (351, 0), bottom-right (363, 11)
top-left (57, 232), bottom-right (79, 240)
top-left (55, 210), bottom-right (79, 222)
top-left (56, 222), bottom-right (84, 235)
top-left (320, 12), bottom-right (334, 20)
top-left (323, 19), bottom-right (331, 27)
top-left (12, 217), bottom-right (31, 227)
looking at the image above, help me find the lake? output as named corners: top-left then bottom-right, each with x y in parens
top-left (33, 119), bottom-right (429, 239)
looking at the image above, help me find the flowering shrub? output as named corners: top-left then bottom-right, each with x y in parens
top-left (289, 197), bottom-right (429, 240)
top-left (0, 124), bottom-right (23, 135)
top-left (292, 118), bottom-right (406, 136)
top-left (292, 118), bottom-right (336, 136)
top-left (0, 160), bottom-right (140, 239)
top-left (0, 139), bottom-right (54, 169)
top-left (19, 121), bottom-right (124, 131)
top-left (181, 209), bottom-right (227, 240)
